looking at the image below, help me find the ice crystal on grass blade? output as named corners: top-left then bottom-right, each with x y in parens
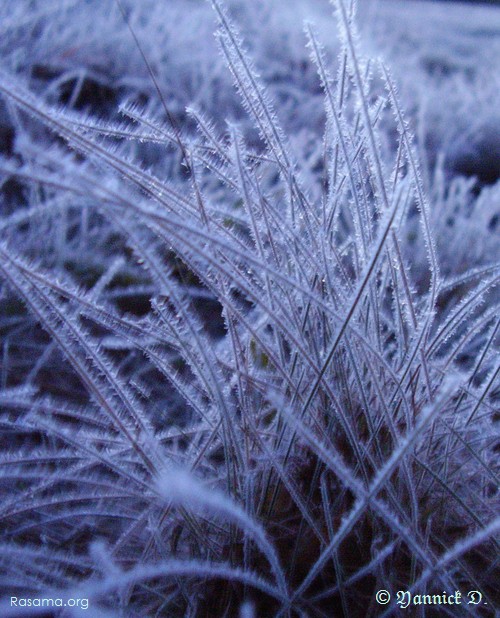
top-left (0, 0), bottom-right (498, 616)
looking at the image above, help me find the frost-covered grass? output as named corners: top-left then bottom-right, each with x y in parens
top-left (0, 0), bottom-right (498, 616)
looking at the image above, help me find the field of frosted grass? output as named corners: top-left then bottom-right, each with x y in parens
top-left (0, 0), bottom-right (498, 616)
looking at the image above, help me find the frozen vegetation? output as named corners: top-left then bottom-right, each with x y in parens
top-left (0, 0), bottom-right (498, 616)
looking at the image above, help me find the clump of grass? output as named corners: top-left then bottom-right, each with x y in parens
top-left (0, 0), bottom-right (498, 616)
